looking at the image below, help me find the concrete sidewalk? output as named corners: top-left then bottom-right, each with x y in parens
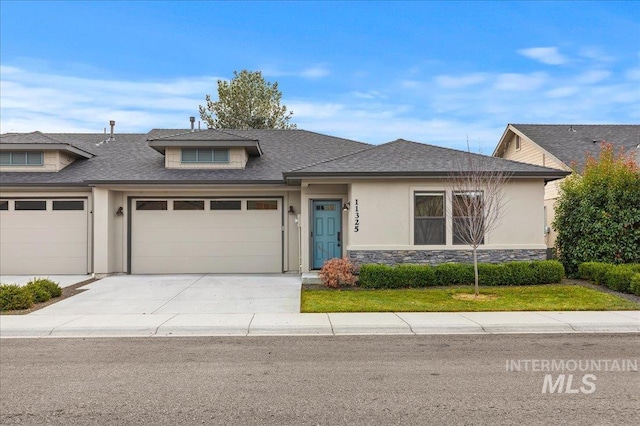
top-left (1, 311), bottom-right (638, 338)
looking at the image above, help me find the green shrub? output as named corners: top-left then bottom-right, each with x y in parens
top-left (578, 262), bottom-right (614, 284)
top-left (360, 260), bottom-right (564, 288)
top-left (359, 264), bottom-right (396, 289)
top-left (433, 263), bottom-right (474, 286)
top-left (603, 265), bottom-right (640, 293)
top-left (531, 260), bottom-right (565, 284)
top-left (359, 264), bottom-right (436, 289)
top-left (394, 264), bottom-right (436, 288)
top-left (0, 284), bottom-right (34, 311)
top-left (630, 273), bottom-right (640, 296)
top-left (24, 282), bottom-right (51, 303)
top-left (553, 143), bottom-right (640, 276)
top-left (27, 277), bottom-right (62, 298)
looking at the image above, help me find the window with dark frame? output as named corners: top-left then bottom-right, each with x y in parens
top-left (181, 148), bottom-right (229, 163)
top-left (247, 200), bottom-right (278, 210)
top-left (0, 151), bottom-right (44, 166)
top-left (15, 200), bottom-right (46, 211)
top-left (210, 200), bottom-right (242, 210)
top-left (414, 193), bottom-right (445, 245)
top-left (136, 200), bottom-right (168, 210)
top-left (452, 192), bottom-right (485, 245)
top-left (174, 200), bottom-right (205, 211)
top-left (53, 200), bottom-right (84, 211)
top-left (0, 200), bottom-right (8, 210)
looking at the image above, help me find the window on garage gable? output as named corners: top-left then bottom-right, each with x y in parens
top-left (181, 148), bottom-right (229, 163)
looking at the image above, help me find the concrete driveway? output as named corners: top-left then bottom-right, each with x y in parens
top-left (32, 274), bottom-right (302, 315)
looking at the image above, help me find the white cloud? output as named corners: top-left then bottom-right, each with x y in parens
top-left (546, 86), bottom-right (579, 98)
top-left (494, 72), bottom-right (547, 91)
top-left (299, 65), bottom-right (330, 79)
top-left (518, 47), bottom-right (568, 65)
top-left (1, 61), bottom-right (638, 149)
top-left (625, 68), bottom-right (640, 81)
top-left (435, 73), bottom-right (486, 89)
top-left (576, 69), bottom-right (611, 84)
top-left (0, 66), bottom-right (219, 133)
top-left (262, 64), bottom-right (330, 79)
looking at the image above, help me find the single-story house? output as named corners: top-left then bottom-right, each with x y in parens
top-left (0, 121), bottom-right (568, 276)
top-left (492, 124), bottom-right (640, 249)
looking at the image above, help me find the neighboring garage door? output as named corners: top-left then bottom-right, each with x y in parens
top-left (131, 198), bottom-right (283, 274)
top-left (0, 198), bottom-right (88, 275)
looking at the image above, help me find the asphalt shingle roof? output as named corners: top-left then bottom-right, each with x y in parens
top-left (0, 129), bottom-right (371, 186)
top-left (286, 139), bottom-right (569, 179)
top-left (511, 124), bottom-right (640, 170)
top-left (0, 130), bottom-right (568, 187)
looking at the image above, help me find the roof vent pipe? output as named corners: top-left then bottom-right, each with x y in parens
top-left (109, 120), bottom-right (115, 140)
top-left (190, 116), bottom-right (196, 132)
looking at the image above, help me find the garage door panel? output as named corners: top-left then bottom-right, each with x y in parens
top-left (0, 201), bottom-right (88, 275)
top-left (3, 213), bottom-right (86, 229)
top-left (0, 227), bottom-right (88, 243)
top-left (132, 241), bottom-right (281, 258)
top-left (2, 242), bottom-right (87, 258)
top-left (134, 227), bottom-right (280, 244)
top-left (2, 256), bottom-right (87, 275)
top-left (131, 198), bottom-right (282, 274)
top-left (133, 255), bottom-right (282, 274)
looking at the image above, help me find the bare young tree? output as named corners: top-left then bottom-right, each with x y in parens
top-left (446, 148), bottom-right (511, 296)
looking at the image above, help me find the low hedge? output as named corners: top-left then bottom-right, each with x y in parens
top-left (0, 278), bottom-right (62, 311)
top-left (578, 262), bottom-right (640, 294)
top-left (359, 264), bottom-right (436, 289)
top-left (359, 260), bottom-right (564, 288)
top-left (578, 262), bottom-right (614, 285)
top-left (630, 273), bottom-right (640, 296)
top-left (0, 285), bottom-right (34, 311)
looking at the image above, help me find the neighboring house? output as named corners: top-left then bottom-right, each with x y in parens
top-left (0, 121), bottom-right (567, 276)
top-left (492, 124), bottom-right (640, 250)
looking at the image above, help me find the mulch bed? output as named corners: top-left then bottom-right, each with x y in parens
top-left (0, 278), bottom-right (96, 315)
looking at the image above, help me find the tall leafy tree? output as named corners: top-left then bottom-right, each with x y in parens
top-left (553, 143), bottom-right (640, 275)
top-left (199, 70), bottom-right (296, 129)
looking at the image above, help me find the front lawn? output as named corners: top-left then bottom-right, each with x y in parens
top-left (301, 285), bottom-right (640, 313)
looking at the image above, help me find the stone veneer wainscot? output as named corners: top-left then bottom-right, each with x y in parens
top-left (348, 249), bottom-right (547, 266)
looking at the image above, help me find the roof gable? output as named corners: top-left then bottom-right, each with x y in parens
top-left (286, 138), bottom-right (569, 181)
top-left (502, 124), bottom-right (640, 170)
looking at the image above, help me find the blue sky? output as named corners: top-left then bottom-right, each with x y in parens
top-left (1, 1), bottom-right (639, 150)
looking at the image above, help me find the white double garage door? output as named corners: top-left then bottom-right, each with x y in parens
top-left (131, 198), bottom-right (283, 274)
top-left (0, 197), bottom-right (283, 275)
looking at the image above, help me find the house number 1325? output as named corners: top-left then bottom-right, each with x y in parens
top-left (354, 199), bottom-right (360, 232)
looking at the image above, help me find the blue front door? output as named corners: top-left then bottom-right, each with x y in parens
top-left (312, 200), bottom-right (342, 269)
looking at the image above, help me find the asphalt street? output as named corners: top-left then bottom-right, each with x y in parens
top-left (1, 334), bottom-right (638, 425)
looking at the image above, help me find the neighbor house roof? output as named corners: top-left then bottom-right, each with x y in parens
top-left (285, 139), bottom-right (569, 182)
top-left (494, 124), bottom-right (640, 170)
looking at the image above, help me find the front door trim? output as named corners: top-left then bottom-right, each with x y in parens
top-left (310, 199), bottom-right (343, 270)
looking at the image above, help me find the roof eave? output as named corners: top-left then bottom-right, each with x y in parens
top-left (0, 143), bottom-right (94, 159)
top-left (147, 140), bottom-right (263, 156)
